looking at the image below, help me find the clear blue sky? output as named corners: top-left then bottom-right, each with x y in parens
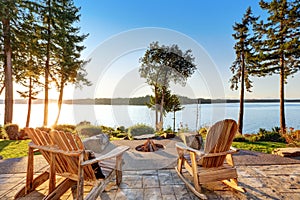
top-left (73, 0), bottom-right (300, 99)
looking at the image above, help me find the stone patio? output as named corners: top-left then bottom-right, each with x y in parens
top-left (1, 138), bottom-right (300, 199)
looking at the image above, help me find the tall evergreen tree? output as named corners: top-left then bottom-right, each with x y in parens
top-left (0, 0), bottom-right (16, 124)
top-left (38, 0), bottom-right (61, 127)
top-left (230, 7), bottom-right (258, 134)
top-left (14, 3), bottom-right (43, 127)
top-left (52, 0), bottom-right (90, 126)
top-left (253, 0), bottom-right (300, 133)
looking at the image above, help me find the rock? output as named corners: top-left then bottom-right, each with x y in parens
top-left (83, 134), bottom-right (109, 153)
top-left (179, 132), bottom-right (203, 150)
top-left (272, 147), bottom-right (300, 157)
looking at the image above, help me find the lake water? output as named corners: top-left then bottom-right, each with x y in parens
top-left (0, 102), bottom-right (299, 133)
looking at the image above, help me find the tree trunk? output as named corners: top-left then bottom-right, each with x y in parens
top-left (26, 77), bottom-right (32, 127)
top-left (159, 87), bottom-right (165, 129)
top-left (2, 16), bottom-right (13, 124)
top-left (154, 86), bottom-right (159, 131)
top-left (43, 0), bottom-right (52, 127)
top-left (54, 81), bottom-right (64, 126)
top-left (238, 51), bottom-right (245, 134)
top-left (173, 110), bottom-right (176, 133)
top-left (279, 55), bottom-right (286, 134)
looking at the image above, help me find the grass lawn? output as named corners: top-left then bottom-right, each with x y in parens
top-left (232, 141), bottom-right (287, 154)
top-left (0, 139), bottom-right (288, 159)
top-left (0, 139), bottom-right (31, 159)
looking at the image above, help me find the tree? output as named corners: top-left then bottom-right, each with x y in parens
top-left (0, 0), bottom-right (16, 124)
top-left (139, 42), bottom-right (196, 130)
top-left (38, 0), bottom-right (62, 127)
top-left (14, 4), bottom-right (43, 127)
top-left (146, 87), bottom-right (183, 132)
top-left (253, 0), bottom-right (300, 133)
top-left (230, 7), bottom-right (258, 134)
top-left (51, 0), bottom-right (90, 126)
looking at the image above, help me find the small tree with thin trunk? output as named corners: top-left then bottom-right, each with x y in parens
top-left (230, 7), bottom-right (258, 134)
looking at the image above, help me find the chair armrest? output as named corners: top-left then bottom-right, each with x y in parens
top-left (81, 146), bottom-right (129, 166)
top-left (176, 142), bottom-right (204, 156)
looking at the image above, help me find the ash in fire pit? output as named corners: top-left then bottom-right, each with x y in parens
top-left (135, 139), bottom-right (164, 152)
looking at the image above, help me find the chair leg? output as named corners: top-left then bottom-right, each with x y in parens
top-left (175, 167), bottom-right (207, 200)
top-left (116, 155), bottom-right (123, 186)
top-left (177, 157), bottom-right (183, 173)
top-left (190, 152), bottom-right (201, 193)
top-left (222, 178), bottom-right (246, 193)
top-left (116, 170), bottom-right (122, 186)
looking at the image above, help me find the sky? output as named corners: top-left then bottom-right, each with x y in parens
top-left (25, 0), bottom-right (300, 100)
top-left (70, 0), bottom-right (300, 100)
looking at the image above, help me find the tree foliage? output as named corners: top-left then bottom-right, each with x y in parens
top-left (230, 7), bottom-right (258, 134)
top-left (0, 0), bottom-right (89, 126)
top-left (139, 41), bottom-right (196, 130)
top-left (252, 0), bottom-right (300, 133)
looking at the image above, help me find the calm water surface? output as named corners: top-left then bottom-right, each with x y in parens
top-left (1, 102), bottom-right (299, 133)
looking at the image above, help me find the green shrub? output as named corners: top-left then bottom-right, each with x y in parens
top-left (117, 126), bottom-right (126, 132)
top-left (246, 127), bottom-right (285, 143)
top-left (249, 135), bottom-right (260, 142)
top-left (75, 125), bottom-right (102, 139)
top-left (36, 127), bottom-right (51, 133)
top-left (116, 132), bottom-right (128, 138)
top-left (164, 126), bottom-right (173, 133)
top-left (52, 124), bottom-right (76, 133)
top-left (233, 135), bottom-right (247, 142)
top-left (100, 125), bottom-right (115, 134)
top-left (0, 125), bottom-right (8, 139)
top-left (127, 124), bottom-right (154, 137)
top-left (198, 127), bottom-right (207, 139)
top-left (256, 129), bottom-right (285, 142)
top-left (4, 124), bottom-right (19, 140)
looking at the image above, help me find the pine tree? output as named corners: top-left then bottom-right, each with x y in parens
top-left (253, 0), bottom-right (300, 133)
top-left (230, 7), bottom-right (258, 134)
top-left (38, 0), bottom-right (61, 127)
top-left (51, 0), bottom-right (89, 126)
top-left (14, 3), bottom-right (43, 127)
top-left (0, 0), bottom-right (16, 124)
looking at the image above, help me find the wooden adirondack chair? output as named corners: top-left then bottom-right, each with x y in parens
top-left (175, 119), bottom-right (245, 199)
top-left (15, 128), bottom-right (129, 200)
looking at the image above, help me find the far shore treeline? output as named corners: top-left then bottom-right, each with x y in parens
top-left (2, 96), bottom-right (300, 105)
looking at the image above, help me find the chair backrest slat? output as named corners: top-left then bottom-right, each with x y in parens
top-left (202, 119), bottom-right (237, 168)
top-left (26, 128), bottom-right (96, 182)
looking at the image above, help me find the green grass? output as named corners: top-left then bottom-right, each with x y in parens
top-left (0, 139), bottom-right (288, 160)
top-left (232, 141), bottom-right (287, 154)
top-left (0, 139), bottom-right (31, 159)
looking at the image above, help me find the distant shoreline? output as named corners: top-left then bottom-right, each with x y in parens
top-left (1, 97), bottom-right (300, 105)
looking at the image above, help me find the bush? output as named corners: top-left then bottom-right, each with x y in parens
top-left (4, 124), bottom-right (19, 140)
top-left (117, 126), bottom-right (126, 132)
top-left (52, 124), bottom-right (76, 133)
top-left (75, 125), bottom-right (102, 139)
top-left (36, 127), bottom-right (51, 133)
top-left (257, 129), bottom-right (285, 142)
top-left (100, 125), bottom-right (115, 134)
top-left (116, 132), bottom-right (128, 138)
top-left (233, 135), bottom-right (247, 142)
top-left (127, 124), bottom-right (155, 137)
top-left (0, 125), bottom-right (8, 139)
top-left (245, 127), bottom-right (285, 143)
